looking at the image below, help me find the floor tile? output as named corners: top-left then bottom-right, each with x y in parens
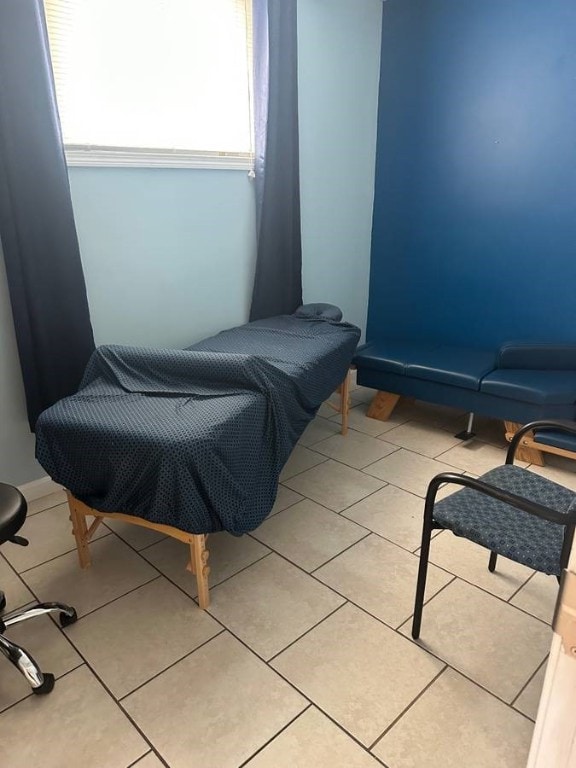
top-left (392, 400), bottom-right (463, 429)
top-left (381, 421), bottom-right (462, 458)
top-left (26, 490), bottom-right (67, 516)
top-left (0, 666), bottom-right (147, 768)
top-left (208, 554), bottom-right (344, 659)
top-left (514, 661), bottom-right (547, 720)
top-left (64, 578), bottom-right (221, 698)
top-left (124, 632), bottom-right (306, 768)
top-left (131, 754), bottom-right (165, 768)
top-left (445, 414), bottom-right (509, 448)
top-left (0, 555), bottom-right (34, 610)
top-left (272, 603), bottom-right (444, 746)
top-left (315, 534), bottom-right (452, 628)
top-left (252, 499), bottom-right (367, 571)
top-left (283, 460), bottom-right (385, 512)
top-left (317, 396), bottom-right (342, 420)
top-left (362, 449), bottom-right (460, 497)
top-left (2, 503), bottom-right (108, 573)
top-left (399, 579), bottom-right (551, 702)
top-left (428, 531), bottom-right (533, 599)
top-left (4, 401), bottom-right (557, 768)
top-left (141, 532), bottom-right (270, 598)
top-left (269, 485), bottom-right (304, 516)
top-left (279, 445), bottom-right (327, 481)
top-left (438, 440), bottom-right (527, 475)
top-left (22, 536), bottom-right (158, 618)
top-left (313, 430), bottom-right (399, 470)
top-left (373, 668), bottom-right (534, 768)
top-left (510, 572), bottom-right (558, 624)
top-left (298, 416), bottom-right (342, 447)
top-left (350, 386), bottom-right (377, 405)
top-left (245, 706), bottom-right (382, 767)
top-left (103, 519), bottom-right (165, 551)
top-left (0, 616), bottom-right (82, 712)
top-left (332, 402), bottom-right (404, 437)
top-left (342, 484), bottom-right (439, 552)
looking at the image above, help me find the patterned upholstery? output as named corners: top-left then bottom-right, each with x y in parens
top-left (36, 313), bottom-right (360, 535)
top-left (433, 465), bottom-right (576, 575)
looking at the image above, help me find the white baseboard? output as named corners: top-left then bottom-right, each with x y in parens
top-left (18, 476), bottom-right (64, 502)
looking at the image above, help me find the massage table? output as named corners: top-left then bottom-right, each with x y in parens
top-left (36, 304), bottom-right (360, 607)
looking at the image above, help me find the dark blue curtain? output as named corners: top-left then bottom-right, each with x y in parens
top-left (250, 0), bottom-right (303, 321)
top-left (0, 0), bottom-right (95, 429)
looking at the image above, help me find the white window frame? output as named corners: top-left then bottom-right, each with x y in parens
top-left (64, 145), bottom-right (253, 171)
top-left (46, 1), bottom-right (254, 171)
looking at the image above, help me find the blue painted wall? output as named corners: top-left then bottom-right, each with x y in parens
top-left (369, 0), bottom-right (576, 347)
top-left (0, 0), bottom-right (382, 484)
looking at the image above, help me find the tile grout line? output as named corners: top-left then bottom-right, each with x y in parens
top-left (118, 628), bottom-right (227, 702)
top-left (0, 661), bottom-right (86, 716)
top-left (236, 704), bottom-right (313, 768)
top-left (509, 655), bottom-right (549, 714)
top-left (126, 751), bottom-right (169, 768)
top-left (265, 601), bottom-right (349, 664)
top-left (25, 497), bottom-right (68, 517)
top-left (368, 664), bottom-right (448, 752)
top-left (507, 569), bottom-right (539, 604)
top-left (13, 531), bottom-right (114, 576)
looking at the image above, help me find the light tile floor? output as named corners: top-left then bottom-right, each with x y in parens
top-left (1, 381), bottom-right (570, 767)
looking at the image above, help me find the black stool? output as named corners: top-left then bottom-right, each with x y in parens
top-left (0, 482), bottom-right (77, 694)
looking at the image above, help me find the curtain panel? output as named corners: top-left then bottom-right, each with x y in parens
top-left (0, 0), bottom-right (95, 429)
top-left (249, 0), bottom-right (303, 321)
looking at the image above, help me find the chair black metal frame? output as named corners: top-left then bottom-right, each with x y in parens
top-left (1, 483), bottom-right (77, 694)
top-left (411, 420), bottom-right (576, 640)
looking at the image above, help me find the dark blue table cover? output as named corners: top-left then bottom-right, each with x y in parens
top-left (35, 313), bottom-right (360, 534)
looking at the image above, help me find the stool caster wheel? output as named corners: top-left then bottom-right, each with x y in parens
top-left (59, 608), bottom-right (77, 628)
top-left (32, 673), bottom-right (55, 695)
top-left (0, 592), bottom-right (6, 613)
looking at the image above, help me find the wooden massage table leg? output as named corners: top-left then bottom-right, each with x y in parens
top-left (189, 535), bottom-right (210, 610)
top-left (367, 391), bottom-right (401, 422)
top-left (65, 492), bottom-right (212, 608)
top-left (67, 491), bottom-right (95, 569)
top-left (339, 370), bottom-right (351, 435)
top-left (504, 421), bottom-right (545, 466)
top-left (327, 370), bottom-right (353, 435)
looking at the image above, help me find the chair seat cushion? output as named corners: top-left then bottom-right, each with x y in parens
top-left (433, 465), bottom-right (575, 575)
top-left (0, 483), bottom-right (27, 544)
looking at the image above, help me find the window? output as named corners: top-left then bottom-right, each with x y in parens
top-left (43, 0), bottom-right (253, 168)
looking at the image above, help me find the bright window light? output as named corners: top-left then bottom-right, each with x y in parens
top-left (43, 0), bottom-right (253, 157)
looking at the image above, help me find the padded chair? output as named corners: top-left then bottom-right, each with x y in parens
top-left (0, 483), bottom-right (77, 694)
top-left (412, 421), bottom-right (576, 639)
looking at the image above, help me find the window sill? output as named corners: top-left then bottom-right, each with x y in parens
top-left (65, 146), bottom-right (253, 171)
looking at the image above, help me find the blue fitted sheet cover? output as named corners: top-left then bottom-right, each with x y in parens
top-left (35, 312), bottom-right (360, 535)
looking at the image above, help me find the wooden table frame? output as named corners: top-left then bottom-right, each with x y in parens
top-left (64, 372), bottom-right (352, 610)
top-left (66, 493), bottom-right (211, 608)
top-left (326, 370), bottom-right (352, 434)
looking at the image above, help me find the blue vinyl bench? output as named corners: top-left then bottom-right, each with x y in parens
top-left (353, 340), bottom-right (576, 464)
